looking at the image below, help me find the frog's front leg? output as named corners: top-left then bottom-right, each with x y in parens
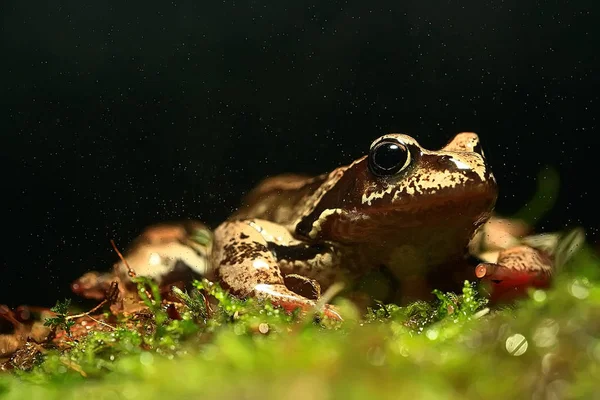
top-left (212, 219), bottom-right (342, 320)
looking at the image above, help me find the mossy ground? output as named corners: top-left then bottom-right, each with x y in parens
top-left (1, 243), bottom-right (599, 400)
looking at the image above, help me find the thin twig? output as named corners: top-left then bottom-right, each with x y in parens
top-left (65, 299), bottom-right (109, 321)
top-left (110, 240), bottom-right (155, 303)
top-left (314, 282), bottom-right (345, 314)
top-left (60, 358), bottom-right (88, 377)
top-left (82, 314), bottom-right (116, 331)
top-left (110, 239), bottom-right (136, 278)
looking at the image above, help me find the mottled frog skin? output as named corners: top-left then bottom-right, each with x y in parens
top-left (69, 132), bottom-right (504, 320)
top-left (210, 133), bottom-right (497, 318)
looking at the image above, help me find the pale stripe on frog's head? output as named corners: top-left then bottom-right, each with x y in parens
top-left (294, 132), bottom-right (497, 242)
top-left (361, 132), bottom-right (494, 206)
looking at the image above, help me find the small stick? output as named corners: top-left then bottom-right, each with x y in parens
top-left (65, 301), bottom-right (106, 322)
top-left (81, 314), bottom-right (116, 331)
top-left (110, 239), bottom-right (154, 302)
top-left (315, 282), bottom-right (345, 312)
top-left (48, 283), bottom-right (118, 342)
top-left (60, 358), bottom-right (88, 377)
top-left (110, 239), bottom-right (136, 278)
top-left (65, 282), bottom-right (119, 322)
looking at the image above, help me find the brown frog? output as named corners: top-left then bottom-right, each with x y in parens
top-left (211, 132), bottom-right (497, 318)
top-left (73, 132), bottom-right (499, 319)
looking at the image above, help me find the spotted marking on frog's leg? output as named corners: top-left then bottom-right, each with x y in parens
top-left (212, 219), bottom-right (343, 319)
top-left (212, 220), bottom-right (283, 297)
top-left (475, 245), bottom-right (553, 303)
top-left (495, 245), bottom-right (553, 274)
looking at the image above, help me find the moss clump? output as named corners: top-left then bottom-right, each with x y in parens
top-left (1, 243), bottom-right (599, 399)
top-left (1, 159), bottom-right (598, 400)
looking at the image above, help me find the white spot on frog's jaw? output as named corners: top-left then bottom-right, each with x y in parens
top-left (252, 258), bottom-right (269, 270)
top-left (449, 157), bottom-right (471, 170)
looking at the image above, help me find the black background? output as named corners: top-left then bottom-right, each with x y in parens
top-left (2, 1), bottom-right (597, 307)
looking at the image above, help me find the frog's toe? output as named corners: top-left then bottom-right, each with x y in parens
top-left (275, 298), bottom-right (342, 321)
top-left (475, 245), bottom-right (553, 303)
top-left (321, 304), bottom-right (343, 321)
top-left (254, 283), bottom-right (343, 321)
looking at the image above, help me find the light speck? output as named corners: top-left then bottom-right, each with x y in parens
top-left (139, 351), bottom-right (154, 366)
top-left (533, 319), bottom-right (559, 348)
top-left (426, 328), bottom-right (439, 341)
top-left (569, 279), bottom-right (589, 299)
top-left (533, 289), bottom-right (547, 302)
top-left (505, 333), bottom-right (528, 356)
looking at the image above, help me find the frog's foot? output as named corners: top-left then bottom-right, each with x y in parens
top-left (254, 283), bottom-right (342, 320)
top-left (212, 219), bottom-right (343, 321)
top-left (475, 245), bottom-right (552, 303)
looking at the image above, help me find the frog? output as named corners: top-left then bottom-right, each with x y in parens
top-left (73, 132), bottom-right (501, 320)
top-left (209, 132), bottom-right (497, 318)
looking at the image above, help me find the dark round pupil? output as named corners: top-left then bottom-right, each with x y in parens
top-left (373, 142), bottom-right (407, 171)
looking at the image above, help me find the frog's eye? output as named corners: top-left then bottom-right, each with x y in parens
top-left (368, 139), bottom-right (411, 176)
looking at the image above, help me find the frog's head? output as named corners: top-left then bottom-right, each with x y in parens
top-left (295, 133), bottom-right (498, 248)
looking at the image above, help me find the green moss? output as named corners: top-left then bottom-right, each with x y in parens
top-left (43, 299), bottom-right (76, 336)
top-left (1, 247), bottom-right (599, 399)
top-left (2, 166), bottom-right (599, 399)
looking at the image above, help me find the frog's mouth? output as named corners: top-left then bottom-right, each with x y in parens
top-left (365, 175), bottom-right (496, 216)
top-left (298, 152), bottom-right (497, 243)
top-left (322, 186), bottom-right (498, 244)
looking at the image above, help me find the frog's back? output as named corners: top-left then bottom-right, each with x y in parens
top-left (230, 173), bottom-right (327, 226)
